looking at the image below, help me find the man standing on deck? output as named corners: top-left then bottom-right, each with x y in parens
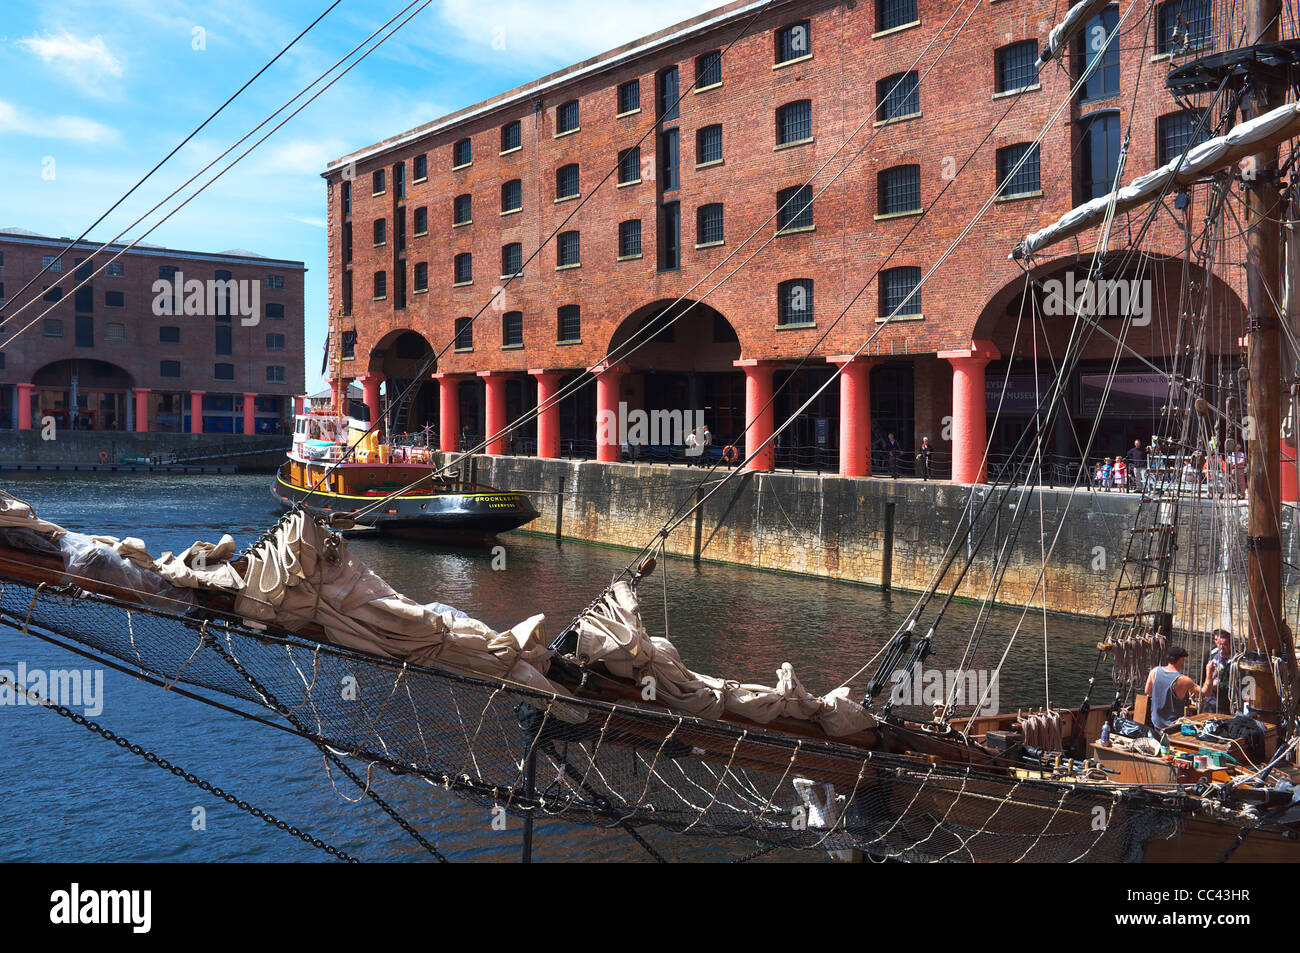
top-left (1144, 646), bottom-right (1206, 734)
top-left (885, 432), bottom-right (901, 479)
top-left (1200, 629), bottom-right (1234, 715)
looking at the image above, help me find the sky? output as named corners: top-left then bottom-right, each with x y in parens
top-left (0, 0), bottom-right (720, 394)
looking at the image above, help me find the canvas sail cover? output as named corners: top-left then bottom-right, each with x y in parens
top-left (1013, 103), bottom-right (1300, 260)
top-left (0, 494), bottom-right (873, 737)
top-left (1036, 0), bottom-right (1111, 68)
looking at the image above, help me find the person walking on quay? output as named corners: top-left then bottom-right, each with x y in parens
top-left (919, 436), bottom-right (933, 481)
top-left (685, 428), bottom-right (699, 464)
top-left (1127, 439), bottom-right (1146, 493)
top-left (701, 424), bottom-right (713, 465)
top-left (885, 432), bottom-right (901, 479)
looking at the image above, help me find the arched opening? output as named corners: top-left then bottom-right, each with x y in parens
top-left (31, 359), bottom-right (133, 432)
top-left (972, 253), bottom-right (1247, 478)
top-left (368, 329), bottom-right (437, 436)
top-left (607, 299), bottom-right (744, 459)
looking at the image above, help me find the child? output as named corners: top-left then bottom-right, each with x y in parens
top-left (1114, 455), bottom-right (1127, 491)
top-left (1102, 457), bottom-right (1114, 490)
top-left (1094, 460), bottom-right (1105, 488)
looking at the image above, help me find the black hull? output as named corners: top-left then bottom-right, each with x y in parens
top-left (271, 475), bottom-right (539, 541)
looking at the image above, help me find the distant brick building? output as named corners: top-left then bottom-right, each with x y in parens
top-left (322, 0), bottom-right (1242, 481)
top-left (0, 228), bottom-right (306, 435)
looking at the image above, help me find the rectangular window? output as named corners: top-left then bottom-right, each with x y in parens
top-left (877, 71), bottom-right (919, 120)
top-left (777, 185), bottom-right (814, 231)
top-left (453, 138), bottom-right (472, 168)
top-left (501, 120), bottom-right (522, 152)
top-left (265, 275), bottom-right (284, 290)
top-left (342, 271), bottom-right (353, 316)
top-left (75, 258), bottom-right (93, 281)
top-left (619, 220), bottom-right (642, 258)
top-left (214, 363), bottom-right (235, 381)
top-left (878, 164), bottom-right (921, 215)
top-left (160, 326), bottom-right (180, 343)
top-left (266, 302), bottom-right (285, 319)
top-left (697, 203), bottom-right (724, 245)
top-left (502, 179), bottom-right (523, 213)
top-left (43, 256), bottom-right (63, 273)
top-left (374, 271), bottom-right (387, 299)
top-left (997, 143), bottom-right (1041, 196)
top-left (558, 304), bottom-right (581, 342)
top-left (697, 50), bottom-right (722, 88)
top-left (454, 193), bottom-right (472, 225)
top-left (158, 265), bottom-right (177, 280)
top-left (105, 261), bottom-right (124, 277)
top-left (394, 162), bottom-right (405, 201)
top-left (75, 315), bottom-right (93, 347)
top-left (44, 318), bottom-right (64, 337)
top-left (413, 206), bottom-right (428, 235)
top-left (777, 100), bottom-right (812, 145)
top-left (160, 360), bottom-right (180, 378)
top-left (341, 329), bottom-right (356, 359)
top-left (454, 317), bottom-right (473, 351)
top-left (778, 279), bottom-right (814, 325)
top-left (373, 218), bottom-right (387, 246)
top-left (659, 201), bottom-right (681, 270)
top-left (1157, 0), bottom-right (1211, 54)
top-left (1157, 110), bottom-right (1208, 165)
top-left (216, 324), bottom-right (232, 355)
top-left (776, 20), bottom-right (811, 63)
top-left (880, 266), bottom-right (922, 317)
top-left (660, 128), bottom-right (680, 191)
top-left (413, 154), bottom-right (427, 180)
top-left (341, 180), bottom-right (352, 217)
top-left (996, 40), bottom-right (1039, 93)
top-left (372, 169), bottom-right (386, 194)
top-left (503, 311), bottom-right (523, 347)
top-left (502, 243), bottom-right (523, 276)
top-left (697, 124), bottom-right (723, 165)
top-left (343, 222), bottom-right (353, 263)
top-left (267, 365), bottom-right (286, 383)
top-left (396, 211), bottom-right (406, 253)
top-left (266, 333), bottom-right (285, 350)
top-left (556, 100), bottom-right (580, 134)
top-left (74, 286), bottom-right (93, 312)
top-left (1080, 111), bottom-right (1121, 199)
top-left (105, 290), bottom-right (125, 308)
top-left (557, 231), bottom-right (581, 267)
top-left (104, 322), bottom-right (126, 343)
top-left (657, 67), bottom-right (679, 122)
top-left (618, 80), bottom-right (640, 115)
top-left (618, 146), bottom-right (641, 184)
top-left (454, 253), bottom-right (473, 285)
top-left (1077, 6), bottom-right (1120, 102)
top-left (414, 261), bottom-right (428, 292)
top-left (556, 164), bottom-right (580, 199)
top-left (877, 0), bottom-right (918, 30)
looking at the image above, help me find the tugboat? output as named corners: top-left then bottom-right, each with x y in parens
top-left (271, 409), bottom-right (539, 542)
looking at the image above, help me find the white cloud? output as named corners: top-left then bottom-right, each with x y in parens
top-left (17, 32), bottom-right (124, 90)
top-left (0, 99), bottom-right (119, 144)
top-left (435, 0), bottom-right (721, 66)
top-left (291, 215), bottom-right (327, 228)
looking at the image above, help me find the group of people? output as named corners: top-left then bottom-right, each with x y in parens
top-left (881, 433), bottom-right (934, 480)
top-left (683, 425), bottom-right (713, 464)
top-left (1142, 628), bottom-right (1236, 734)
top-left (1093, 439), bottom-right (1151, 492)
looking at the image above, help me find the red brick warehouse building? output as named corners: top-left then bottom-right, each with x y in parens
top-left (0, 228), bottom-right (306, 435)
top-left (322, 0), bottom-right (1243, 483)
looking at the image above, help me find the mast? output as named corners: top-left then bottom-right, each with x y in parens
top-left (1243, 0), bottom-right (1294, 721)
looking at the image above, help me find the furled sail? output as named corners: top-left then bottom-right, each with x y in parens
top-left (1036, 0), bottom-right (1112, 68)
top-left (1012, 102), bottom-right (1300, 260)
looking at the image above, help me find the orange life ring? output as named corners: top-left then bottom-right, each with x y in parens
top-left (98, 451), bottom-right (109, 464)
top-left (722, 445), bottom-right (739, 464)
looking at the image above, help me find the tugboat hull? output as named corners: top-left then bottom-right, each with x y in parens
top-left (271, 473), bottom-right (539, 542)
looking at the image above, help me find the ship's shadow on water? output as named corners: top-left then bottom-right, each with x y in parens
top-left (0, 472), bottom-right (1105, 861)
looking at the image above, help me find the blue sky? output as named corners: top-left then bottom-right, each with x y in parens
top-left (0, 0), bottom-right (719, 393)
